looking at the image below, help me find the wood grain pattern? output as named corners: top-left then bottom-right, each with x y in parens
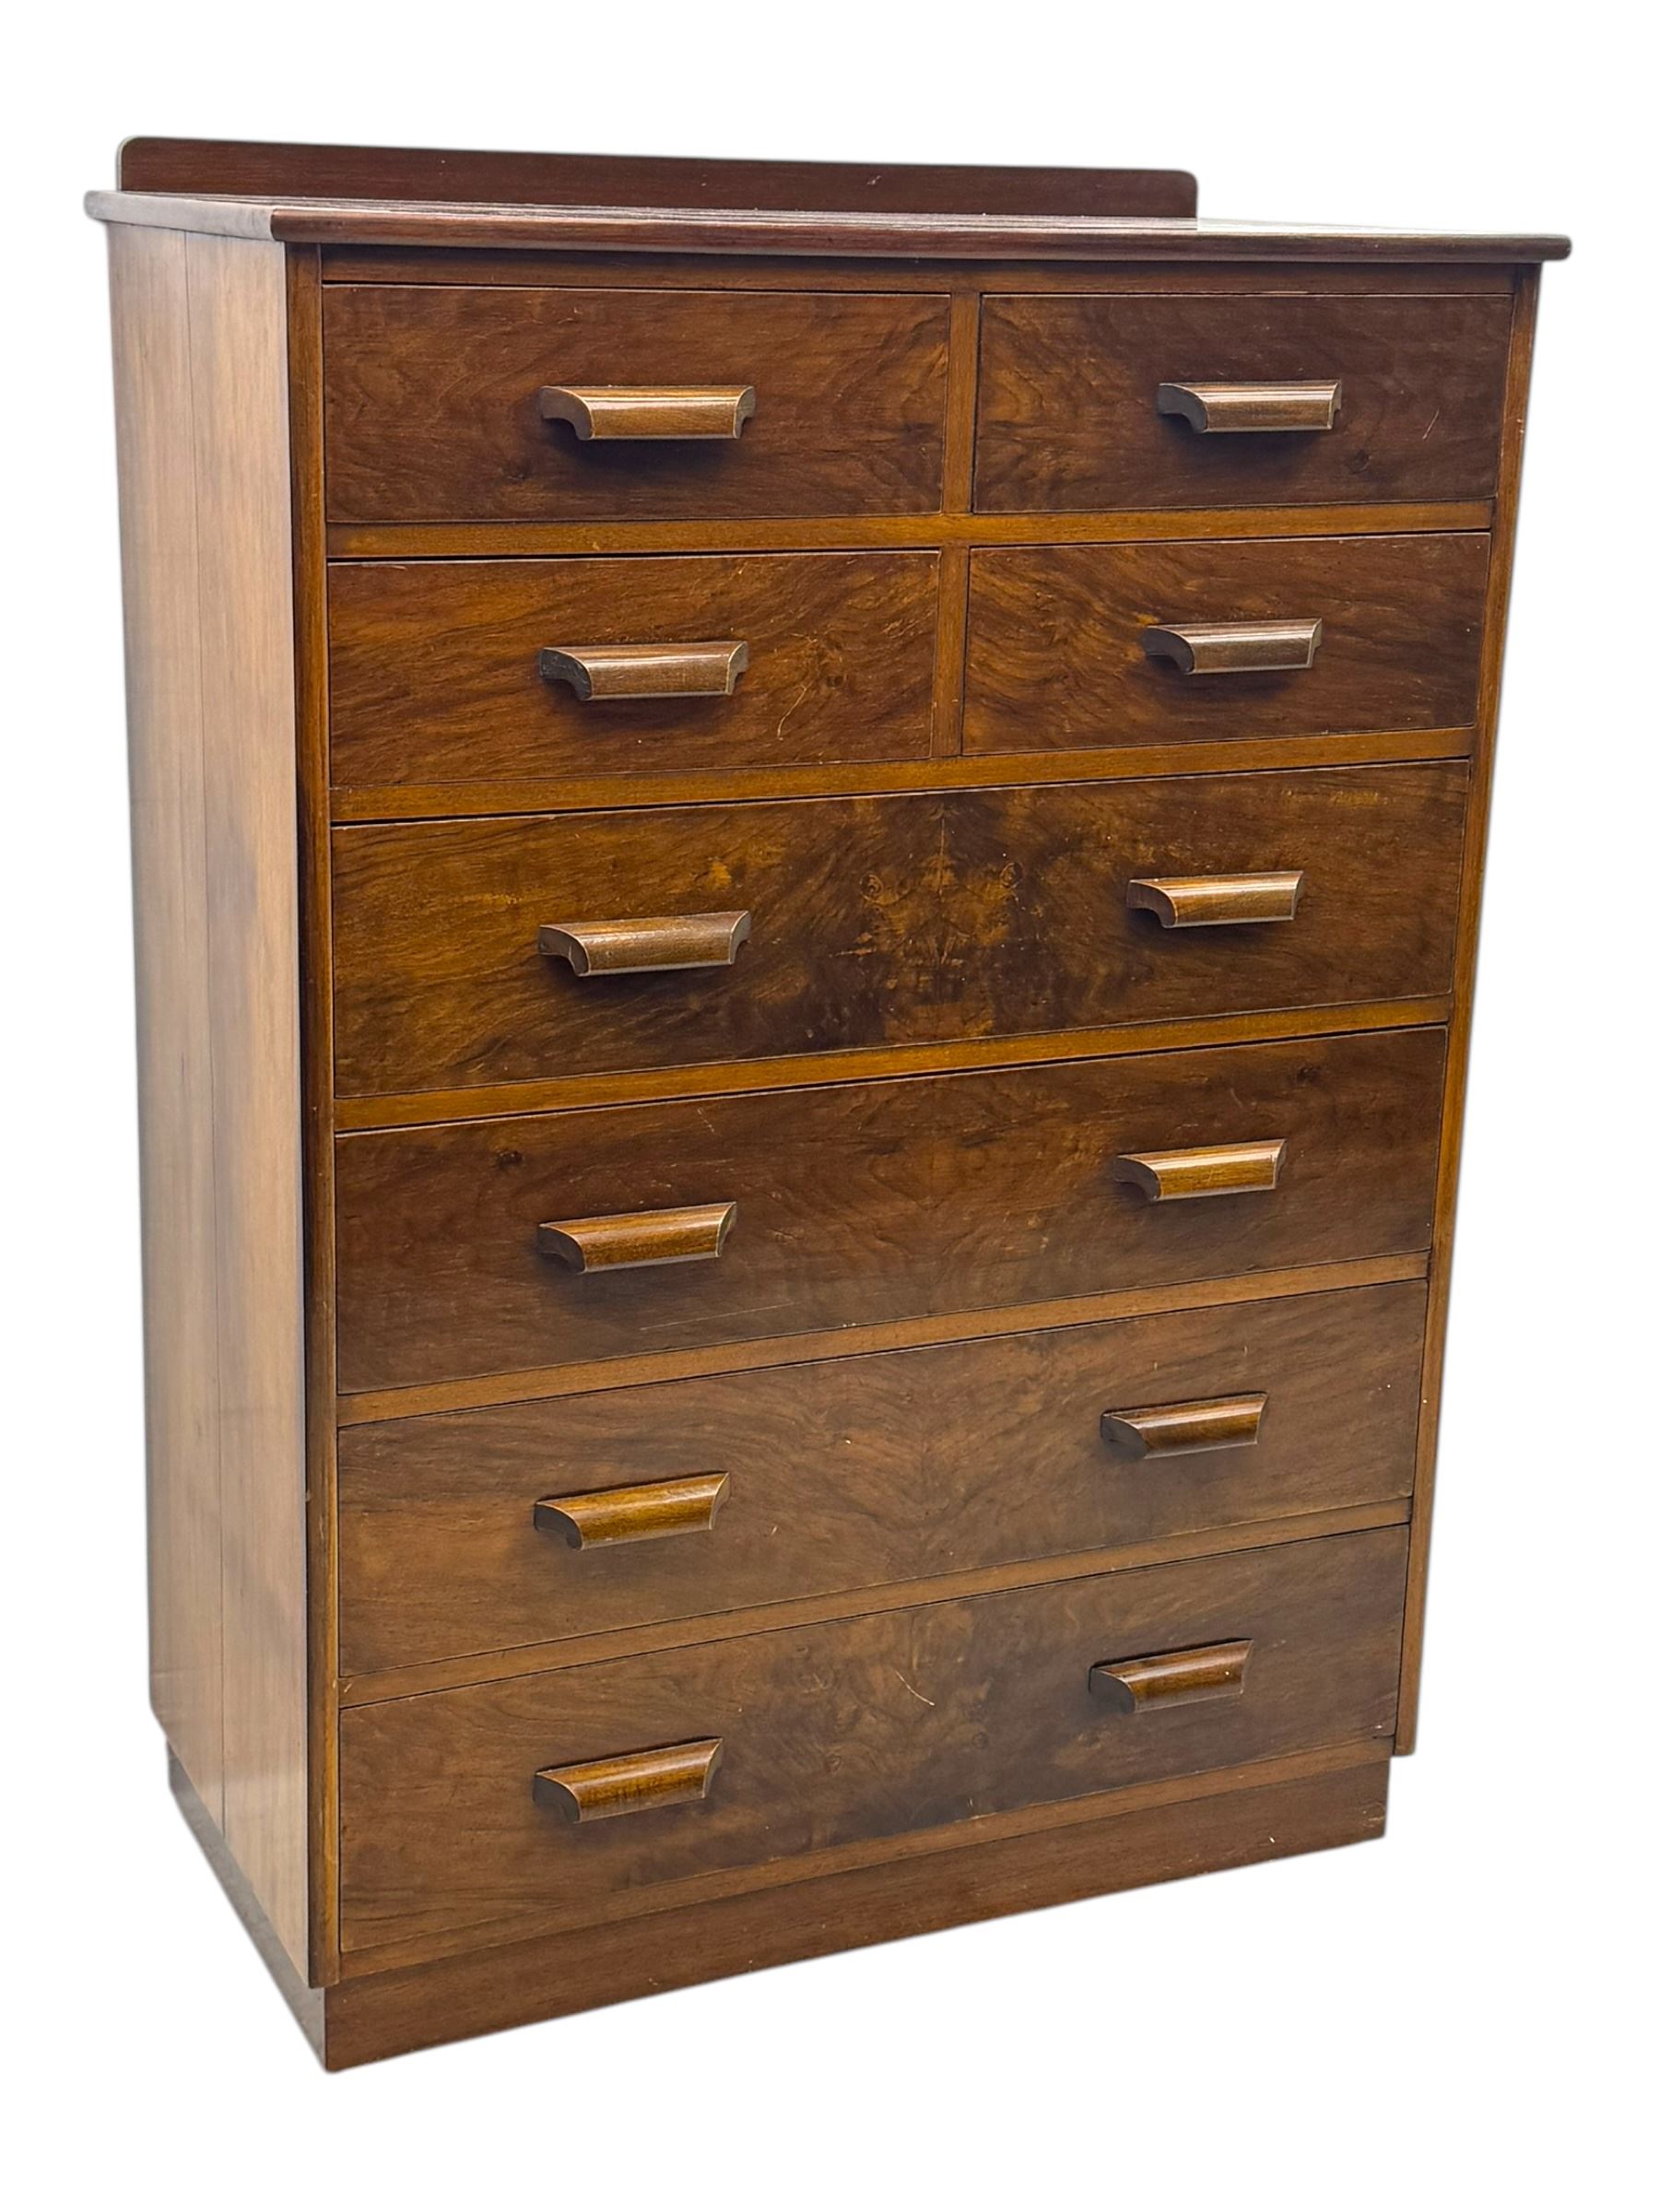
top-left (333, 1026), bottom-right (1446, 1392)
top-left (107, 226), bottom-right (310, 1976)
top-left (964, 534), bottom-right (1488, 752)
top-left (538, 384), bottom-right (755, 440)
top-left (110, 226), bottom-right (225, 1830)
top-left (318, 1751), bottom-right (1389, 2064)
top-left (1112, 1138), bottom-right (1286, 1202)
top-left (1100, 1393), bottom-right (1266, 1457)
top-left (322, 287), bottom-right (950, 523)
top-left (330, 766), bottom-right (1467, 1097)
top-left (336, 1527), bottom-right (1406, 1958)
top-left (975, 292), bottom-right (1512, 510)
top-left (532, 1738), bottom-right (724, 1824)
top-left (532, 1471), bottom-right (731, 1551)
top-left (536, 1200), bottom-right (736, 1274)
top-left (326, 553), bottom-right (939, 787)
top-left (537, 640), bottom-right (747, 700)
top-left (1396, 269), bottom-right (1540, 1749)
top-left (336, 1279), bottom-right (1424, 1674)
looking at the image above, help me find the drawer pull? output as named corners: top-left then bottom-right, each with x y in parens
top-left (1100, 1394), bottom-right (1267, 1458)
top-left (1088, 1640), bottom-right (1253, 1714)
top-left (1141, 618), bottom-right (1324, 676)
top-left (1127, 871), bottom-right (1305, 928)
top-left (535, 1471), bottom-right (731, 1548)
top-left (533, 1738), bottom-right (724, 1824)
top-left (537, 1201), bottom-right (737, 1273)
top-left (1113, 1139), bottom-right (1286, 1203)
top-left (538, 384), bottom-right (758, 441)
top-left (539, 641), bottom-right (749, 700)
top-left (539, 912), bottom-right (753, 977)
top-left (1156, 380), bottom-right (1341, 433)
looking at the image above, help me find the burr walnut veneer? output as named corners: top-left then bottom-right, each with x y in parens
top-left (92, 137), bottom-right (1566, 2067)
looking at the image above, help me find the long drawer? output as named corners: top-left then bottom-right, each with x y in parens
top-left (332, 766), bottom-right (1466, 1097)
top-left (337, 1525), bottom-right (1408, 1956)
top-left (334, 1026), bottom-right (1445, 1393)
top-left (323, 285), bottom-right (951, 523)
top-left (973, 290), bottom-right (1512, 511)
top-left (327, 552), bottom-right (941, 789)
top-left (338, 1280), bottom-right (1425, 1674)
top-left (964, 534), bottom-right (1488, 752)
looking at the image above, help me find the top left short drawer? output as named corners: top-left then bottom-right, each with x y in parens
top-left (322, 286), bottom-right (952, 524)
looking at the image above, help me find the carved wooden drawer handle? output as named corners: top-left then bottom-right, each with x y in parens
top-left (539, 912), bottom-right (753, 977)
top-left (1088, 1641), bottom-right (1253, 1714)
top-left (1113, 1139), bottom-right (1286, 1203)
top-left (1126, 870), bottom-right (1305, 928)
top-left (534, 1472), bottom-right (731, 1549)
top-left (1157, 380), bottom-right (1341, 433)
top-left (537, 1201), bottom-right (737, 1273)
top-left (1142, 619), bottom-right (1323, 675)
top-left (1100, 1394), bottom-right (1267, 1458)
top-left (539, 641), bottom-right (749, 700)
top-left (533, 1738), bottom-right (724, 1823)
top-left (539, 385), bottom-right (757, 440)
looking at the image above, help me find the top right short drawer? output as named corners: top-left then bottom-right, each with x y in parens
top-left (974, 292), bottom-right (1512, 512)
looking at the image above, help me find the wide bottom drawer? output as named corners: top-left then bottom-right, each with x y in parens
top-left (337, 1525), bottom-right (1407, 1959)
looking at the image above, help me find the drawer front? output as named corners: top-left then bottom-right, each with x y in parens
top-left (333, 767), bottom-right (1467, 1097)
top-left (335, 1027), bottom-right (1445, 1393)
top-left (327, 553), bottom-right (940, 789)
top-left (974, 291), bottom-right (1512, 512)
top-left (338, 1281), bottom-right (1425, 1673)
top-left (338, 1525), bottom-right (1407, 1954)
top-left (965, 535), bottom-right (1487, 753)
top-left (323, 287), bottom-right (951, 523)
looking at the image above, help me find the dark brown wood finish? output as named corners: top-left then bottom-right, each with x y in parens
top-left (338, 1527), bottom-right (1406, 1959)
top-left (337, 1279), bottom-right (1423, 1674)
top-left (334, 1027), bottom-right (1445, 1392)
top-left (116, 139), bottom-right (1201, 219)
top-left (331, 766), bottom-right (1466, 1096)
top-left (323, 287), bottom-right (951, 522)
top-left (975, 292), bottom-right (1512, 511)
top-left (92, 141), bottom-right (1562, 2065)
top-left (965, 533), bottom-right (1488, 752)
top-left (327, 553), bottom-right (940, 787)
top-left (318, 1750), bottom-right (1388, 2063)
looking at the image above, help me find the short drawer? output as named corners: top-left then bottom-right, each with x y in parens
top-left (334, 1026), bottom-right (1444, 1393)
top-left (964, 534), bottom-right (1487, 753)
top-left (338, 1280), bottom-right (1424, 1674)
top-left (332, 766), bottom-right (1467, 1097)
top-left (323, 287), bottom-right (950, 523)
top-left (974, 290), bottom-right (1512, 512)
top-left (327, 552), bottom-right (940, 789)
top-left (337, 1525), bottom-right (1407, 1956)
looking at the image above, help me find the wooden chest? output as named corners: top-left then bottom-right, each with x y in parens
top-left (91, 137), bottom-right (1568, 2067)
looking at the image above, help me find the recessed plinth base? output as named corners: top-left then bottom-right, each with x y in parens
top-left (173, 1743), bottom-right (1388, 2070)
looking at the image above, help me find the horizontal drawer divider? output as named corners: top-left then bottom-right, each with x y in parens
top-left (335, 1250), bottom-right (1430, 1426)
top-left (338, 1496), bottom-right (1412, 1709)
top-left (334, 1735), bottom-right (1394, 1981)
top-left (325, 500), bottom-right (1495, 561)
top-left (334, 998), bottom-right (1453, 1134)
top-left (328, 728), bottom-right (1476, 824)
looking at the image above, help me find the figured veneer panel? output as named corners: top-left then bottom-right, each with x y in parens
top-left (975, 292), bottom-right (1512, 512)
top-left (326, 553), bottom-right (939, 786)
top-left (337, 1280), bottom-right (1424, 1674)
top-left (330, 765), bottom-right (1467, 1097)
top-left (964, 534), bottom-right (1488, 753)
top-left (333, 1026), bottom-right (1445, 1393)
top-left (322, 287), bottom-right (950, 522)
top-left (336, 1525), bottom-right (1408, 1957)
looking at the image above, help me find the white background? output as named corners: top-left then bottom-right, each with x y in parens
top-left (7, 7), bottom-right (1652, 2205)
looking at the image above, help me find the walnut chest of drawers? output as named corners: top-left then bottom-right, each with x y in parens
top-left (91, 137), bottom-right (1568, 2068)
